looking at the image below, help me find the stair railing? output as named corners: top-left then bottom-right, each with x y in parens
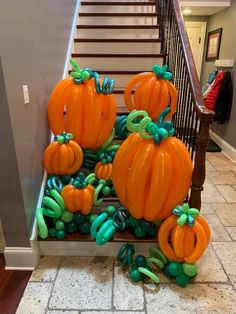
top-left (157, 0), bottom-right (215, 210)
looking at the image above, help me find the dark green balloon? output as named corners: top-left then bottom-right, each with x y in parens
top-left (129, 216), bottom-right (140, 228)
top-left (78, 221), bottom-right (91, 234)
top-left (176, 273), bottom-right (190, 287)
top-left (73, 213), bottom-right (86, 225)
top-left (65, 222), bottom-right (77, 234)
top-left (135, 255), bottom-right (147, 267)
top-left (130, 269), bottom-right (142, 282)
top-left (49, 228), bottom-right (57, 238)
top-left (134, 226), bottom-right (146, 238)
top-left (168, 262), bottom-right (183, 277)
top-left (56, 230), bottom-right (65, 240)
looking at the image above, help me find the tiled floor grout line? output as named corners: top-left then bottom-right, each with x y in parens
top-left (211, 243), bottom-right (236, 293)
top-left (45, 257), bottom-right (62, 312)
top-left (111, 258), bottom-right (116, 312)
top-left (142, 280), bottom-right (148, 314)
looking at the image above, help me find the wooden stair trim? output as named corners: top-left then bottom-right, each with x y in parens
top-left (79, 12), bottom-right (157, 16)
top-left (77, 24), bottom-right (159, 29)
top-left (74, 38), bottom-right (161, 43)
top-left (81, 1), bottom-right (156, 5)
top-left (71, 53), bottom-right (165, 58)
top-left (39, 229), bottom-right (156, 243)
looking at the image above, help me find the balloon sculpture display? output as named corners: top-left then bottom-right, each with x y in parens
top-left (124, 64), bottom-right (178, 121)
top-left (36, 60), bottom-right (211, 288)
top-left (112, 108), bottom-right (193, 221)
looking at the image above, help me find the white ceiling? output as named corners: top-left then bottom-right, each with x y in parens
top-left (180, 0), bottom-right (231, 16)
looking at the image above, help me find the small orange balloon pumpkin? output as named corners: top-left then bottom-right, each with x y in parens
top-left (48, 59), bottom-right (117, 150)
top-left (124, 64), bottom-right (178, 121)
top-left (94, 153), bottom-right (114, 181)
top-left (43, 132), bottom-right (83, 175)
top-left (158, 204), bottom-right (210, 263)
top-left (61, 174), bottom-right (94, 214)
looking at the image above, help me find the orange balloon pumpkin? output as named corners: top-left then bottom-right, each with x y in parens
top-left (61, 180), bottom-right (94, 214)
top-left (43, 132), bottom-right (83, 175)
top-left (112, 109), bottom-right (192, 221)
top-left (48, 60), bottom-right (117, 150)
top-left (158, 204), bottom-right (210, 263)
top-left (124, 64), bottom-right (178, 121)
top-left (95, 162), bottom-right (112, 181)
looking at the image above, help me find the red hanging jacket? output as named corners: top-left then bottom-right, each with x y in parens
top-left (204, 71), bottom-right (225, 111)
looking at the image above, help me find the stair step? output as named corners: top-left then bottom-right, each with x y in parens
top-left (77, 24), bottom-right (159, 29)
top-left (76, 24), bottom-right (159, 39)
top-left (71, 52), bottom-right (164, 71)
top-left (78, 15), bottom-right (157, 25)
top-left (79, 12), bottom-right (156, 16)
top-left (74, 39), bottom-right (161, 54)
top-left (80, 3), bottom-right (155, 13)
top-left (81, 1), bottom-right (155, 5)
top-left (74, 38), bottom-right (161, 42)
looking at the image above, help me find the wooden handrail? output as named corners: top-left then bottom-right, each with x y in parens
top-left (157, 0), bottom-right (215, 210)
top-left (171, 0), bottom-right (215, 122)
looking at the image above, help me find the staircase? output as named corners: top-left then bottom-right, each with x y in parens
top-left (73, 0), bottom-right (163, 114)
top-left (38, 0), bottom-right (215, 255)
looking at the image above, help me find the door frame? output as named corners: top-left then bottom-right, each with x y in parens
top-left (185, 21), bottom-right (207, 78)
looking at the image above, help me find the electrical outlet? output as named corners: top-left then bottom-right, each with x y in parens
top-left (22, 85), bottom-right (29, 104)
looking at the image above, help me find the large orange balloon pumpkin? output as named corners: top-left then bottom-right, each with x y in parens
top-left (124, 64), bottom-right (178, 121)
top-left (158, 204), bottom-right (210, 263)
top-left (112, 109), bottom-right (192, 221)
top-left (48, 60), bottom-right (117, 151)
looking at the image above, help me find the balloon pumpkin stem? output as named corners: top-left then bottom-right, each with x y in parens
top-left (172, 203), bottom-right (199, 226)
top-left (54, 132), bottom-right (73, 144)
top-left (70, 59), bottom-right (91, 84)
top-left (152, 64), bottom-right (173, 81)
top-left (72, 172), bottom-right (89, 189)
top-left (126, 108), bottom-right (175, 145)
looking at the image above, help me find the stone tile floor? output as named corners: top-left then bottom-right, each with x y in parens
top-left (17, 152), bottom-right (236, 314)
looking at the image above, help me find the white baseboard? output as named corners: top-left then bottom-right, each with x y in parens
top-left (4, 246), bottom-right (39, 270)
top-left (210, 130), bottom-right (236, 162)
top-left (39, 240), bottom-right (155, 257)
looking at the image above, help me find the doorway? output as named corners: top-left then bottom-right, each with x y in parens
top-left (185, 21), bottom-right (207, 79)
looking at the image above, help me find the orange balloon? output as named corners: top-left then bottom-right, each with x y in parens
top-left (112, 133), bottom-right (192, 221)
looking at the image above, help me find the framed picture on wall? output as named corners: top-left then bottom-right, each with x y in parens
top-left (206, 28), bottom-right (223, 61)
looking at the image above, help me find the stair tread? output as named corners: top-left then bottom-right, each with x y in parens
top-left (39, 229), bottom-right (156, 243)
top-left (92, 70), bottom-right (149, 74)
top-left (79, 12), bottom-right (157, 16)
top-left (72, 52), bottom-right (165, 57)
top-left (77, 24), bottom-right (159, 29)
top-left (81, 1), bottom-right (156, 5)
top-left (74, 38), bottom-right (161, 42)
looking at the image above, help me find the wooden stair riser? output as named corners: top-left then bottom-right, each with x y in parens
top-left (78, 15), bottom-right (157, 25)
top-left (74, 41), bottom-right (161, 54)
top-left (80, 4), bottom-right (155, 13)
top-left (71, 55), bottom-right (164, 71)
top-left (76, 27), bottom-right (160, 39)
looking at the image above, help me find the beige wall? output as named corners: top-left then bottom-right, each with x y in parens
top-left (0, 0), bottom-right (77, 246)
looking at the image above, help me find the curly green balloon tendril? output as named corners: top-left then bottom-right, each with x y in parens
top-left (152, 64), bottom-right (173, 81)
top-left (172, 203), bottom-right (199, 226)
top-left (126, 108), bottom-right (175, 145)
top-left (93, 71), bottom-right (115, 95)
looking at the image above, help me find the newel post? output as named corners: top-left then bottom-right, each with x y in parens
top-left (189, 119), bottom-right (211, 211)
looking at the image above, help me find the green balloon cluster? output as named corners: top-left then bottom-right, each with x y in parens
top-left (164, 262), bottom-right (197, 288)
top-left (128, 216), bottom-right (158, 238)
